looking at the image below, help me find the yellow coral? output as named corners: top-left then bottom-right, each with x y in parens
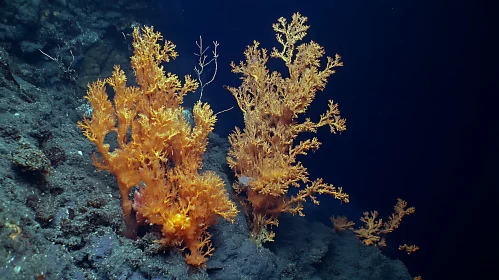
top-left (226, 13), bottom-right (348, 244)
top-left (383, 198), bottom-right (416, 233)
top-left (353, 211), bottom-right (384, 246)
top-left (354, 199), bottom-right (416, 249)
top-left (399, 244), bottom-right (420, 255)
top-left (78, 26), bottom-right (237, 266)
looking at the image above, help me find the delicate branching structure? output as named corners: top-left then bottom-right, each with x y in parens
top-left (194, 35), bottom-right (219, 101)
top-left (354, 198), bottom-right (416, 249)
top-left (227, 13), bottom-right (348, 244)
top-left (39, 48), bottom-right (77, 82)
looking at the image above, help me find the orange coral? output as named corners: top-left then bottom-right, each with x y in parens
top-left (78, 26), bottom-right (237, 266)
top-left (383, 198), bottom-right (415, 233)
top-left (354, 198), bottom-right (416, 248)
top-left (226, 13), bottom-right (348, 244)
top-left (399, 244), bottom-right (420, 255)
top-left (330, 215), bottom-right (355, 233)
top-left (354, 211), bottom-right (384, 246)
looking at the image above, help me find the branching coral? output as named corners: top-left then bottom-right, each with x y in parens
top-left (226, 13), bottom-right (348, 244)
top-left (330, 215), bottom-right (355, 233)
top-left (78, 26), bottom-right (237, 266)
top-left (399, 244), bottom-right (420, 255)
top-left (354, 198), bottom-right (416, 248)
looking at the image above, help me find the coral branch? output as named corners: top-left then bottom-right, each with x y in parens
top-left (354, 199), bottom-right (416, 249)
top-left (227, 13), bottom-right (347, 244)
